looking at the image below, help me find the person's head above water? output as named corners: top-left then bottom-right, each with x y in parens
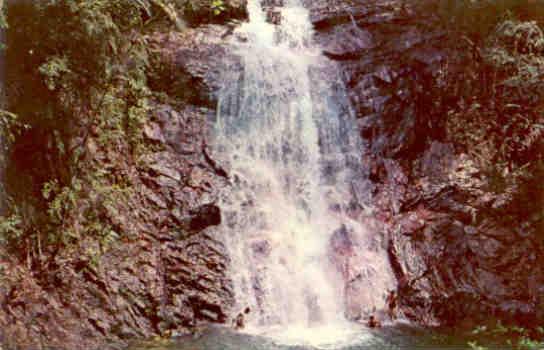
top-left (244, 307), bottom-right (250, 314)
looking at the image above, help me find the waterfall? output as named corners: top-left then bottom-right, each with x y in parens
top-left (212, 0), bottom-right (394, 342)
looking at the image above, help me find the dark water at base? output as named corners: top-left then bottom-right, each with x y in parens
top-left (126, 325), bottom-right (493, 350)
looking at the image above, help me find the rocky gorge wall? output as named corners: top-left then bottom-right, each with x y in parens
top-left (0, 3), bottom-right (245, 349)
top-left (305, 0), bottom-right (544, 328)
top-left (0, 0), bottom-right (543, 349)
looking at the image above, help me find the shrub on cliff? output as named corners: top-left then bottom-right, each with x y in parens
top-left (434, 0), bottom-right (544, 40)
top-left (0, 0), bottom-right (246, 265)
top-left (442, 15), bottom-right (544, 236)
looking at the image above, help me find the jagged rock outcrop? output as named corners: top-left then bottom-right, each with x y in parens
top-left (0, 103), bottom-right (234, 349)
top-left (387, 145), bottom-right (544, 327)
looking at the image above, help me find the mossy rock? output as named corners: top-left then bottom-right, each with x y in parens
top-left (183, 0), bottom-right (248, 26)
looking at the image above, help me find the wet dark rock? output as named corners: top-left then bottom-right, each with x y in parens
top-left (266, 10), bottom-right (282, 25)
top-left (261, 0), bottom-right (284, 7)
top-left (148, 26), bottom-right (241, 107)
top-left (302, 0), bottom-right (402, 29)
top-left (182, 204), bottom-right (222, 232)
top-left (308, 0), bottom-right (448, 159)
top-left (320, 24), bottom-right (374, 59)
top-left (330, 225), bottom-right (354, 256)
top-left (250, 239), bottom-right (272, 258)
top-left (383, 149), bottom-right (544, 327)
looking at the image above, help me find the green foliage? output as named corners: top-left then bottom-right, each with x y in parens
top-left (36, 169), bottom-right (131, 248)
top-left (468, 340), bottom-right (488, 350)
top-left (182, 0), bottom-right (239, 24)
top-left (446, 17), bottom-right (544, 196)
top-left (468, 323), bottom-right (544, 350)
top-left (1, 0), bottom-right (234, 264)
top-left (38, 56), bottom-right (72, 91)
top-left (11, 1), bottom-right (144, 86)
top-left (211, 0), bottom-right (226, 15)
top-left (0, 0), bottom-right (7, 49)
top-left (42, 178), bottom-right (80, 225)
top-left (0, 0), bottom-right (158, 259)
top-left (0, 109), bottom-right (28, 145)
top-left (0, 214), bottom-right (23, 244)
top-left (149, 0), bottom-right (187, 30)
top-left (0, 2), bottom-right (7, 29)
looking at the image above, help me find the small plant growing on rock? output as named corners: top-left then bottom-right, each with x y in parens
top-left (38, 56), bottom-right (72, 91)
top-left (0, 214), bottom-right (23, 244)
top-left (468, 323), bottom-right (544, 350)
top-left (211, 0), bottom-right (225, 15)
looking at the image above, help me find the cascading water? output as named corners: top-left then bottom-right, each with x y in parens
top-left (212, 0), bottom-right (395, 344)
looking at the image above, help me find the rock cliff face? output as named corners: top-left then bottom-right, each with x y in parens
top-left (306, 0), bottom-right (544, 328)
top-left (137, 0), bottom-right (544, 332)
top-left (0, 16), bottom-right (241, 350)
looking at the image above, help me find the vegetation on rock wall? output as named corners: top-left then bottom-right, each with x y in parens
top-left (416, 1), bottom-right (544, 237)
top-left (0, 0), bottom-right (175, 265)
top-left (467, 323), bottom-right (544, 349)
top-left (0, 1), bottom-right (239, 346)
top-left (0, 0), bottom-right (245, 267)
top-left (418, 0), bottom-right (544, 341)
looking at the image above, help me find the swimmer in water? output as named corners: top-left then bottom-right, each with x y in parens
top-left (367, 315), bottom-right (381, 328)
top-left (233, 307), bottom-right (251, 330)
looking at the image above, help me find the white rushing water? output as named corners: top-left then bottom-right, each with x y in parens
top-left (213, 0), bottom-right (394, 345)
